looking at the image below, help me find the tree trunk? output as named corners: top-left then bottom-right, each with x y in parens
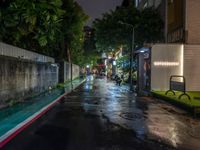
top-left (67, 46), bottom-right (71, 63)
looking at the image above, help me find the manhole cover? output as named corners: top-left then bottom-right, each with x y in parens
top-left (119, 112), bottom-right (143, 120)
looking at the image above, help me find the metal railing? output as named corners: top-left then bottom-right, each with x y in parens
top-left (0, 42), bottom-right (55, 63)
top-left (165, 75), bottom-right (191, 100)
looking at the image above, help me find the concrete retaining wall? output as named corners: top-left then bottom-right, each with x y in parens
top-left (0, 43), bottom-right (83, 106)
top-left (0, 42), bottom-right (54, 63)
top-left (0, 56), bottom-right (58, 105)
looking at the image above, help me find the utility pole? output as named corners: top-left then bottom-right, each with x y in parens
top-left (69, 51), bottom-right (73, 91)
top-left (130, 27), bottom-right (134, 91)
top-left (71, 62), bottom-right (73, 90)
top-left (118, 21), bottom-right (135, 91)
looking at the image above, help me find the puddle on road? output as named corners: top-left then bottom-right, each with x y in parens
top-left (67, 78), bottom-right (200, 150)
top-left (158, 103), bottom-right (187, 115)
top-left (144, 102), bottom-right (200, 150)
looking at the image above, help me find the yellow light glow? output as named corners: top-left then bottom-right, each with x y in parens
top-left (153, 61), bottom-right (180, 66)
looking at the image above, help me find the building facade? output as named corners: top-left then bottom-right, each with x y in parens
top-left (136, 0), bottom-right (200, 93)
top-left (137, 0), bottom-right (200, 44)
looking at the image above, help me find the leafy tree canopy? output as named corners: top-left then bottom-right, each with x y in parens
top-left (0, 0), bottom-right (64, 51)
top-left (83, 26), bottom-right (100, 67)
top-left (58, 0), bottom-right (88, 64)
top-left (93, 5), bottom-right (164, 53)
top-left (0, 0), bottom-right (89, 66)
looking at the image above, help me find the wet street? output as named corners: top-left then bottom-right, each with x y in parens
top-left (2, 76), bottom-right (200, 150)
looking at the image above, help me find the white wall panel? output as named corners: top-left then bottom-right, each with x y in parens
top-left (151, 44), bottom-right (183, 91)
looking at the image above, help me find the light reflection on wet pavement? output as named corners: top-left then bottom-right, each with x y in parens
top-left (81, 76), bottom-right (200, 150)
top-left (2, 75), bottom-right (200, 150)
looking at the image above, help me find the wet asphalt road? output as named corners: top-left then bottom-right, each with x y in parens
top-left (2, 76), bottom-right (200, 150)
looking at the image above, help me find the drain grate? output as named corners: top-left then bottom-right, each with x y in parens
top-left (119, 112), bottom-right (143, 120)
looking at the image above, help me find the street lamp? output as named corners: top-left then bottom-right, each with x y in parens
top-left (118, 21), bottom-right (135, 91)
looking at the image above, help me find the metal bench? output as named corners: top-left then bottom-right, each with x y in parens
top-left (165, 75), bottom-right (191, 100)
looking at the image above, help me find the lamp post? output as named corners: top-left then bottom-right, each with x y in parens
top-left (119, 21), bottom-right (135, 91)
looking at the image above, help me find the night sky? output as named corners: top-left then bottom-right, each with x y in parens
top-left (76, 0), bottom-right (123, 26)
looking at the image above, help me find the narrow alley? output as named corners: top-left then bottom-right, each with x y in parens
top-left (2, 76), bottom-right (200, 150)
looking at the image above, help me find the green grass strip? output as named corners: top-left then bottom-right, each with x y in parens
top-left (152, 91), bottom-right (200, 107)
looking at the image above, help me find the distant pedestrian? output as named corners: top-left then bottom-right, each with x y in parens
top-left (116, 76), bottom-right (122, 86)
top-left (121, 74), bottom-right (124, 82)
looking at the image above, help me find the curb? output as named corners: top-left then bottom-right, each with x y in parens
top-left (0, 80), bottom-right (85, 148)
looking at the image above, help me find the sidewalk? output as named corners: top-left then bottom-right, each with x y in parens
top-left (0, 78), bottom-right (85, 148)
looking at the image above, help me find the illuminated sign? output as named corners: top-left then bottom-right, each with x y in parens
top-left (153, 61), bottom-right (180, 66)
